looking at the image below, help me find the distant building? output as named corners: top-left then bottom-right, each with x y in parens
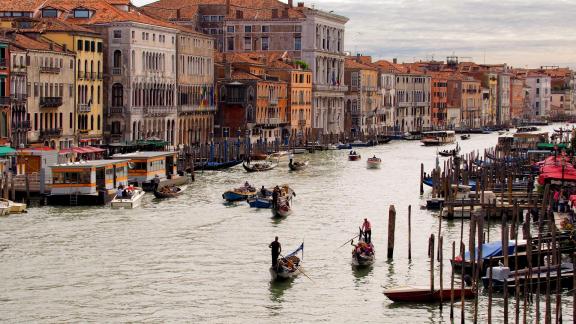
top-left (344, 56), bottom-right (380, 137)
top-left (0, 39), bottom-right (10, 144)
top-left (510, 77), bottom-right (526, 123)
top-left (525, 74), bottom-right (552, 118)
top-left (9, 43), bottom-right (28, 148)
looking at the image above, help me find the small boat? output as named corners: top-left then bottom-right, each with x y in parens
top-left (270, 151), bottom-right (289, 159)
top-left (350, 140), bottom-right (371, 148)
top-left (403, 132), bottom-right (422, 141)
top-left (438, 148), bottom-right (460, 157)
top-left (379, 137), bottom-right (392, 144)
top-left (153, 185), bottom-right (187, 199)
top-left (292, 148), bottom-right (307, 155)
top-left (352, 240), bottom-right (375, 267)
top-left (248, 196), bottom-right (273, 208)
top-left (326, 144), bottom-right (339, 150)
top-left (270, 243), bottom-right (303, 281)
top-left (111, 187), bottom-right (146, 209)
top-left (460, 134), bottom-right (471, 140)
top-left (348, 152), bottom-right (361, 161)
top-left (272, 198), bottom-right (293, 217)
top-left (289, 159), bottom-right (309, 171)
top-left (366, 156), bottom-right (382, 169)
top-left (223, 185), bottom-right (257, 202)
top-left (195, 160), bottom-right (243, 171)
top-left (243, 162), bottom-right (278, 172)
top-left (516, 126), bottom-right (539, 133)
top-left (0, 198), bottom-right (27, 213)
top-left (481, 264), bottom-right (574, 292)
top-left (425, 198), bottom-right (444, 210)
top-left (337, 143), bottom-right (352, 150)
top-left (0, 200), bottom-right (10, 216)
top-left (383, 286), bottom-right (476, 303)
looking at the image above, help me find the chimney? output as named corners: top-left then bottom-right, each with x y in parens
top-left (356, 53), bottom-right (360, 62)
top-left (236, 10), bottom-right (243, 19)
top-left (297, 2), bottom-right (304, 7)
top-left (393, 58), bottom-right (397, 64)
top-left (226, 0), bottom-right (230, 15)
top-left (176, 9), bottom-right (181, 20)
top-left (271, 8), bottom-right (278, 18)
top-left (288, 0), bottom-right (293, 7)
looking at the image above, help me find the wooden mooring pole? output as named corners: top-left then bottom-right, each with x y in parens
top-left (387, 205), bottom-right (396, 259)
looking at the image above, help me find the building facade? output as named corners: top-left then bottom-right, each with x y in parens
top-left (344, 57), bottom-right (379, 137)
top-left (395, 73), bottom-right (431, 132)
top-left (510, 77), bottom-right (525, 123)
top-left (525, 74), bottom-right (552, 118)
top-left (496, 73), bottom-right (511, 125)
top-left (0, 40), bottom-right (10, 144)
top-left (9, 44), bottom-right (28, 148)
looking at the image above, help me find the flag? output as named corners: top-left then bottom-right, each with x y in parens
top-left (286, 243), bottom-right (304, 258)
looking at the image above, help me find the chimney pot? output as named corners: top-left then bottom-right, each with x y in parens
top-left (297, 2), bottom-right (304, 7)
top-left (393, 58), bottom-right (397, 64)
top-left (288, 0), bottom-right (293, 7)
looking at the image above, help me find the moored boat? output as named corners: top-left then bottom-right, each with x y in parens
top-left (0, 200), bottom-right (10, 216)
top-left (288, 159), bottom-right (309, 171)
top-left (270, 243), bottom-right (304, 281)
top-left (272, 198), bottom-right (293, 217)
top-left (243, 162), bottom-right (278, 172)
top-left (383, 286), bottom-right (476, 303)
top-left (153, 185), bottom-right (187, 199)
top-left (460, 134), bottom-right (471, 140)
top-left (111, 187), bottom-right (146, 208)
top-left (250, 152), bottom-right (269, 161)
top-left (366, 156), bottom-right (382, 169)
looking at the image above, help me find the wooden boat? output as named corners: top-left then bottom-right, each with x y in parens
top-left (421, 131), bottom-right (456, 146)
top-left (248, 196), bottom-right (272, 208)
top-left (482, 264), bottom-right (574, 291)
top-left (289, 159), bottom-right (309, 171)
top-left (350, 140), bottom-right (372, 148)
top-left (272, 198), bottom-right (292, 217)
top-left (0, 198), bottom-right (27, 213)
top-left (195, 160), bottom-right (242, 171)
top-left (366, 156), bottom-right (382, 169)
top-left (438, 146), bottom-right (460, 157)
top-left (250, 152), bottom-right (269, 161)
top-left (243, 162), bottom-right (277, 172)
top-left (270, 151), bottom-right (289, 159)
top-left (383, 286), bottom-right (476, 303)
top-left (153, 185), bottom-right (187, 199)
top-left (352, 240), bottom-right (375, 267)
top-left (292, 148), bottom-right (307, 155)
top-left (348, 152), bottom-right (361, 161)
top-left (111, 187), bottom-right (145, 209)
top-left (270, 243), bottom-right (303, 281)
top-left (223, 186), bottom-right (257, 202)
top-left (460, 134), bottom-right (471, 140)
top-left (337, 143), bottom-right (352, 150)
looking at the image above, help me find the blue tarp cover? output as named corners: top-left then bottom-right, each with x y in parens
top-left (464, 240), bottom-right (517, 261)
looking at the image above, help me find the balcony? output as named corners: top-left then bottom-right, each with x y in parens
top-left (144, 106), bottom-right (177, 116)
top-left (267, 117), bottom-right (280, 125)
top-left (12, 120), bottom-right (30, 131)
top-left (11, 93), bottom-right (27, 102)
top-left (78, 71), bottom-right (85, 79)
top-left (298, 119), bottom-right (307, 127)
top-left (97, 72), bottom-right (103, 79)
top-left (314, 84), bottom-right (348, 92)
top-left (0, 96), bottom-right (10, 106)
top-left (40, 97), bottom-right (63, 108)
top-left (111, 67), bottom-right (121, 75)
top-left (78, 104), bottom-right (91, 113)
top-left (40, 66), bottom-right (61, 74)
top-left (362, 86), bottom-right (378, 92)
top-left (0, 58), bottom-right (6, 68)
top-left (226, 97), bottom-right (245, 104)
top-left (269, 98), bottom-right (278, 106)
top-left (109, 106), bottom-right (125, 114)
top-left (40, 128), bottom-right (63, 138)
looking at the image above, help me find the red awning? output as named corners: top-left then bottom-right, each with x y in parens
top-left (59, 146), bottom-right (105, 155)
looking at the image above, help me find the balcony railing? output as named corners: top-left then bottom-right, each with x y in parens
top-left (144, 106), bottom-right (176, 116)
top-left (40, 128), bottom-right (63, 138)
top-left (40, 66), bottom-right (61, 74)
top-left (226, 97), bottom-right (245, 104)
top-left (11, 93), bottom-right (27, 101)
top-left (269, 98), bottom-right (278, 105)
top-left (78, 71), bottom-right (85, 79)
top-left (314, 84), bottom-right (348, 92)
top-left (97, 72), bottom-right (103, 79)
top-left (0, 96), bottom-right (10, 106)
top-left (78, 104), bottom-right (91, 113)
top-left (40, 97), bottom-right (63, 108)
top-left (12, 120), bottom-right (30, 130)
top-left (109, 106), bottom-right (125, 114)
top-left (267, 117), bottom-right (280, 125)
top-left (111, 67), bottom-right (121, 75)
top-left (298, 120), bottom-right (307, 127)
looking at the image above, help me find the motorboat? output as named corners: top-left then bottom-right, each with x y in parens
top-left (289, 159), bottom-right (309, 171)
top-left (0, 198), bottom-right (27, 213)
top-left (366, 156), bottom-right (382, 169)
top-left (223, 184), bottom-right (257, 202)
top-left (195, 160), bottom-right (243, 171)
top-left (348, 152), bottom-right (361, 161)
top-left (111, 187), bottom-right (146, 208)
top-left (460, 134), bottom-right (471, 140)
top-left (153, 185), bottom-right (187, 199)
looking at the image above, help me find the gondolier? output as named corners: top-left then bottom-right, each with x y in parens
top-left (362, 218), bottom-right (372, 243)
top-left (269, 237), bottom-right (281, 268)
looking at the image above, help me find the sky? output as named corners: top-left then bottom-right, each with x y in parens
top-left (134, 0), bottom-right (576, 69)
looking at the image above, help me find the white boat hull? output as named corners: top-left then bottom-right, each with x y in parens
top-left (367, 161), bottom-right (381, 169)
top-left (111, 189), bottom-right (146, 209)
top-left (270, 266), bottom-right (300, 280)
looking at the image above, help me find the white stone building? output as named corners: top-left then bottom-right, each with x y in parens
top-left (525, 74), bottom-right (552, 118)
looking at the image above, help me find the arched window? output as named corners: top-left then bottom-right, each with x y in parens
top-left (113, 50), bottom-right (122, 68)
top-left (112, 83), bottom-right (123, 107)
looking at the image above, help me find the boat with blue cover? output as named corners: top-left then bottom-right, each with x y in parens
top-left (196, 160), bottom-right (243, 170)
top-left (248, 197), bottom-right (273, 208)
top-left (223, 183), bottom-right (258, 202)
top-left (422, 176), bottom-right (477, 191)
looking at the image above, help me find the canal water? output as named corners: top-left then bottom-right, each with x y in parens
top-left (0, 125), bottom-right (573, 323)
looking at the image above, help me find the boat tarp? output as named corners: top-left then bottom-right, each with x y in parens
top-left (537, 143), bottom-right (568, 150)
top-left (0, 146), bottom-right (16, 156)
top-left (286, 243), bottom-right (304, 258)
top-left (464, 241), bottom-right (517, 261)
top-left (538, 155), bottom-right (576, 185)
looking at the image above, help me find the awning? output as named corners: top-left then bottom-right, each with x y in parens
top-left (0, 146), bottom-right (16, 156)
top-left (59, 146), bottom-right (106, 155)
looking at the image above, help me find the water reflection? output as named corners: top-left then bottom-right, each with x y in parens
top-left (352, 264), bottom-right (373, 281)
top-left (269, 279), bottom-right (293, 303)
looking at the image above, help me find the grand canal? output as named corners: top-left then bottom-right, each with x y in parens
top-left (1, 125), bottom-right (573, 323)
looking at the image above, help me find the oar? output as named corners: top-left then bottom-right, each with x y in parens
top-left (280, 253), bottom-right (315, 284)
top-left (336, 234), bottom-right (360, 249)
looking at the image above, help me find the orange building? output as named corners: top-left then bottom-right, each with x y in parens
top-left (428, 72), bottom-right (448, 128)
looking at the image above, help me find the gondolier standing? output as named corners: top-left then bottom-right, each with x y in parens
top-left (362, 218), bottom-right (372, 243)
top-left (269, 237), bottom-right (281, 268)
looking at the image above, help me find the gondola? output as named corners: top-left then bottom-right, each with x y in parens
top-left (270, 243), bottom-right (303, 281)
top-left (272, 198), bottom-right (292, 217)
top-left (460, 134), bottom-right (471, 140)
top-left (383, 286), bottom-right (476, 303)
top-left (352, 238), bottom-right (375, 267)
top-left (153, 185), bottom-right (187, 199)
top-left (243, 162), bottom-right (278, 172)
top-left (378, 137), bottom-right (392, 144)
top-left (195, 160), bottom-right (243, 171)
top-left (288, 159), bottom-right (309, 171)
top-left (438, 150), bottom-right (458, 157)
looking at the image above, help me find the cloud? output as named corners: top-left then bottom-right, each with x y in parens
top-left (133, 0), bottom-right (576, 68)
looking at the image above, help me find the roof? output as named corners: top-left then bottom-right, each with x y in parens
top-left (51, 159), bottom-right (128, 168)
top-left (373, 60), bottom-right (401, 73)
top-left (142, 0), bottom-right (306, 22)
top-left (112, 151), bottom-right (177, 159)
top-left (10, 33), bottom-right (70, 53)
top-left (345, 57), bottom-right (377, 71)
top-left (17, 18), bottom-right (99, 35)
top-left (0, 0), bottom-right (42, 11)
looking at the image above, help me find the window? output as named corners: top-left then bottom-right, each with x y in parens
top-left (244, 37), bottom-right (252, 50)
top-left (227, 37), bottom-right (234, 51)
top-left (261, 37), bottom-right (269, 51)
top-left (262, 25), bottom-right (270, 33)
top-left (112, 83), bottom-right (123, 107)
top-left (84, 40), bottom-right (90, 51)
top-left (152, 34), bottom-right (156, 42)
top-left (244, 26), bottom-right (252, 33)
top-left (97, 42), bottom-right (103, 53)
top-left (351, 72), bottom-right (358, 87)
top-left (131, 31), bottom-right (135, 39)
top-left (90, 41), bottom-right (95, 52)
top-left (294, 36), bottom-right (301, 50)
top-left (227, 26), bottom-right (235, 33)
top-left (113, 50), bottom-right (122, 68)
top-left (77, 39), bottom-right (83, 51)
top-left (42, 8), bottom-right (58, 18)
top-left (73, 9), bottom-right (90, 18)
top-left (142, 32), bottom-right (145, 40)
top-left (113, 30), bottom-right (121, 39)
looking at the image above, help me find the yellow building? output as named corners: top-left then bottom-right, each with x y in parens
top-left (41, 19), bottom-right (105, 146)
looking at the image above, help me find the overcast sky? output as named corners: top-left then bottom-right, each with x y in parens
top-left (134, 0), bottom-right (576, 69)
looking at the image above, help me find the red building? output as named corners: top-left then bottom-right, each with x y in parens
top-left (0, 40), bottom-right (10, 144)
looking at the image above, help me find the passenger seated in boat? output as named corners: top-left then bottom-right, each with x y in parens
top-left (261, 186), bottom-right (267, 196)
top-left (116, 185), bottom-right (124, 198)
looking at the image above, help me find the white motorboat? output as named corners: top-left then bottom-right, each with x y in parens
top-left (0, 198), bottom-right (27, 213)
top-left (0, 200), bottom-right (9, 216)
top-left (367, 156), bottom-right (382, 169)
top-left (111, 187), bottom-right (146, 209)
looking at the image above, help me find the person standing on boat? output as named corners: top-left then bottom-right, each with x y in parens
top-left (269, 237), bottom-right (281, 268)
top-left (272, 186), bottom-right (280, 209)
top-left (361, 218), bottom-right (372, 244)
